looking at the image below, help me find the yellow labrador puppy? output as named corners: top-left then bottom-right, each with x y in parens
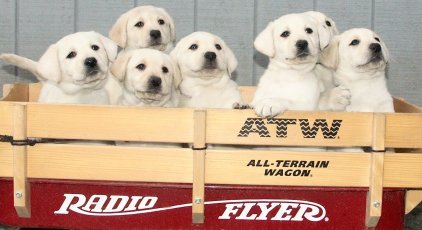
top-left (320, 28), bottom-right (393, 112)
top-left (110, 48), bottom-right (181, 107)
top-left (0, 31), bottom-right (117, 104)
top-left (109, 6), bottom-right (175, 53)
top-left (303, 11), bottom-right (351, 111)
top-left (170, 31), bottom-right (242, 109)
top-left (252, 13), bottom-right (322, 117)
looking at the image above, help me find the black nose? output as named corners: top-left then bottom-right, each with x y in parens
top-left (296, 40), bottom-right (309, 51)
top-left (149, 76), bottom-right (162, 88)
top-left (150, 30), bottom-right (161, 39)
top-left (204, 52), bottom-right (217, 61)
top-left (370, 43), bottom-right (382, 53)
top-left (84, 57), bottom-right (97, 68)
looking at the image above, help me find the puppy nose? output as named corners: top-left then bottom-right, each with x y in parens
top-left (150, 30), bottom-right (161, 39)
top-left (149, 76), bottom-right (162, 88)
top-left (370, 43), bottom-right (382, 53)
top-left (84, 57), bottom-right (97, 68)
top-left (296, 40), bottom-right (308, 50)
top-left (204, 52), bottom-right (217, 61)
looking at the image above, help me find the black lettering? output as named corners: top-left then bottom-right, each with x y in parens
top-left (283, 160), bottom-right (291, 167)
top-left (276, 160), bottom-right (283, 167)
top-left (290, 160), bottom-right (298, 167)
top-left (267, 118), bottom-right (297, 138)
top-left (306, 161), bottom-right (315, 168)
top-left (320, 161), bottom-right (329, 168)
top-left (247, 160), bottom-right (256, 167)
top-left (264, 169), bottom-right (276, 176)
top-left (301, 170), bottom-right (311, 177)
top-left (238, 118), bottom-right (270, 137)
top-left (299, 119), bottom-right (342, 139)
top-left (298, 161), bottom-right (307, 167)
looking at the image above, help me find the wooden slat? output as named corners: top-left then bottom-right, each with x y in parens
top-left (405, 190), bottom-right (422, 214)
top-left (205, 150), bottom-right (370, 187)
top-left (13, 104), bottom-right (31, 217)
top-left (385, 113), bottom-right (422, 148)
top-left (1, 83), bottom-right (29, 102)
top-left (192, 110), bottom-right (206, 224)
top-left (384, 153), bottom-right (422, 188)
top-left (393, 97), bottom-right (422, 113)
top-left (0, 102), bottom-right (14, 135)
top-left (24, 144), bottom-right (192, 183)
top-left (26, 104), bottom-right (194, 142)
top-left (28, 83), bottom-right (41, 102)
top-left (0, 143), bottom-right (12, 176)
top-left (365, 152), bottom-right (384, 227)
top-left (206, 109), bottom-right (373, 146)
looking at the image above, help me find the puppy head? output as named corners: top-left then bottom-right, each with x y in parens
top-left (320, 28), bottom-right (389, 73)
top-left (170, 31), bottom-right (237, 79)
top-left (111, 49), bottom-right (181, 103)
top-left (254, 13), bottom-right (320, 66)
top-left (109, 6), bottom-right (175, 51)
top-left (37, 31), bottom-right (118, 89)
top-left (303, 11), bottom-right (339, 50)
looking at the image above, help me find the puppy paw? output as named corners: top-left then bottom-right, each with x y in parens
top-left (233, 102), bottom-right (251, 109)
top-left (329, 85), bottom-right (351, 111)
top-left (253, 101), bottom-right (287, 117)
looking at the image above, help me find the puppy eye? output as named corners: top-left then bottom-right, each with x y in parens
top-left (215, 44), bottom-right (222, 50)
top-left (349, 39), bottom-right (360, 46)
top-left (305, 28), bottom-right (313, 34)
top-left (326, 20), bottom-right (332, 27)
top-left (66, 51), bottom-right (77, 59)
top-left (134, 21), bottom-right (144, 28)
top-left (280, 31), bottom-right (290, 38)
top-left (162, 66), bottom-right (169, 73)
top-left (158, 19), bottom-right (165, 25)
top-left (375, 37), bottom-right (380, 42)
top-left (91, 45), bottom-right (99, 51)
top-left (189, 44), bottom-right (198, 50)
top-left (136, 63), bottom-right (146, 70)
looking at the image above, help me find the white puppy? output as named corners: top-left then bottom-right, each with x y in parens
top-left (170, 31), bottom-right (242, 108)
top-left (109, 6), bottom-right (175, 53)
top-left (110, 49), bottom-right (181, 107)
top-left (251, 13), bottom-right (324, 117)
top-left (320, 28), bottom-right (393, 112)
top-left (302, 11), bottom-right (351, 111)
top-left (0, 31), bottom-right (118, 104)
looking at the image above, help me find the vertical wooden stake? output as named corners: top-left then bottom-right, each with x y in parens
top-left (192, 110), bottom-right (206, 224)
top-left (13, 104), bottom-right (31, 217)
top-left (366, 114), bottom-right (385, 227)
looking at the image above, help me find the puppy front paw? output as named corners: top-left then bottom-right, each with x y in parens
top-left (329, 85), bottom-right (351, 111)
top-left (253, 102), bottom-right (287, 117)
top-left (233, 102), bottom-right (251, 109)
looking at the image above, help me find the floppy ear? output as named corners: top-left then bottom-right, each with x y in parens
top-left (109, 11), bottom-right (129, 48)
top-left (157, 8), bottom-right (176, 42)
top-left (319, 36), bottom-right (340, 70)
top-left (110, 51), bottom-right (132, 81)
top-left (254, 22), bottom-right (275, 57)
top-left (379, 38), bottom-right (390, 63)
top-left (222, 41), bottom-right (238, 76)
top-left (318, 24), bottom-right (331, 51)
top-left (96, 32), bottom-right (118, 61)
top-left (36, 44), bottom-right (61, 83)
top-left (171, 61), bottom-right (182, 90)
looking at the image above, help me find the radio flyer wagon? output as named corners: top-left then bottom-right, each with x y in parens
top-left (0, 83), bottom-right (421, 229)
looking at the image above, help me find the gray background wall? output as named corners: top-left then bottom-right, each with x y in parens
top-left (0, 0), bottom-right (420, 105)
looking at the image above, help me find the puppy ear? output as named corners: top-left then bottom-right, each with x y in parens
top-left (254, 22), bottom-right (275, 57)
top-left (320, 36), bottom-right (340, 70)
top-left (171, 60), bottom-right (182, 90)
top-left (223, 42), bottom-right (238, 76)
top-left (36, 44), bottom-right (61, 83)
top-left (157, 8), bottom-right (176, 42)
top-left (109, 11), bottom-right (129, 48)
top-left (379, 38), bottom-right (390, 63)
top-left (318, 24), bottom-right (331, 51)
top-left (110, 51), bottom-right (132, 81)
top-left (96, 32), bottom-right (118, 61)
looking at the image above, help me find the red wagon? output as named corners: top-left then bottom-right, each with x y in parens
top-left (0, 83), bottom-right (421, 229)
